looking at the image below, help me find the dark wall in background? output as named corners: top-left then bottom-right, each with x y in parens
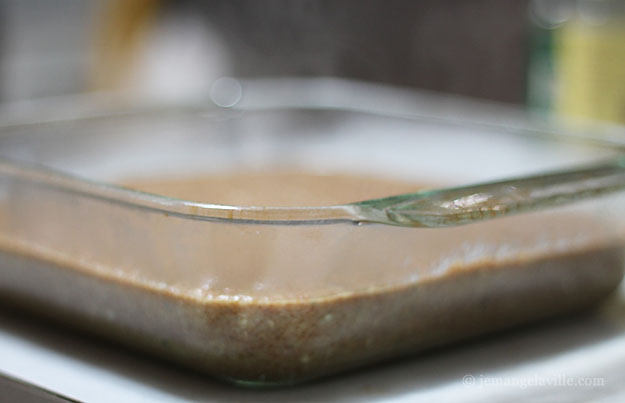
top-left (0, 5), bottom-right (5, 102)
top-left (0, 0), bottom-right (530, 104)
top-left (179, 0), bottom-right (530, 104)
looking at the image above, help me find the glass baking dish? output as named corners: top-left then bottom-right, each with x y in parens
top-left (1, 82), bottom-right (625, 386)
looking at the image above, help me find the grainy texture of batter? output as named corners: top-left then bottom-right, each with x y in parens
top-left (0, 173), bottom-right (623, 384)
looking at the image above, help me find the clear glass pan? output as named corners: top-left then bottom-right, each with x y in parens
top-left (1, 81), bottom-right (625, 385)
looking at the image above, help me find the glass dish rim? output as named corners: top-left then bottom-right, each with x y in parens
top-left (2, 97), bottom-right (625, 228)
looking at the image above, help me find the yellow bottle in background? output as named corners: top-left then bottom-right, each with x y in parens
top-left (529, 0), bottom-right (625, 125)
top-left (555, 17), bottom-right (625, 124)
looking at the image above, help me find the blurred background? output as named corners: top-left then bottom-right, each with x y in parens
top-left (0, 0), bottom-right (624, 122)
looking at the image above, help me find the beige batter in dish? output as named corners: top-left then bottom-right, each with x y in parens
top-left (0, 172), bottom-right (623, 384)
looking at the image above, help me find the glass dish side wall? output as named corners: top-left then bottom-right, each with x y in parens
top-left (1, 106), bottom-right (625, 383)
top-left (0, 165), bottom-right (624, 383)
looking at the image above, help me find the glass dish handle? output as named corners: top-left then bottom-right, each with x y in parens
top-left (355, 158), bottom-right (625, 227)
